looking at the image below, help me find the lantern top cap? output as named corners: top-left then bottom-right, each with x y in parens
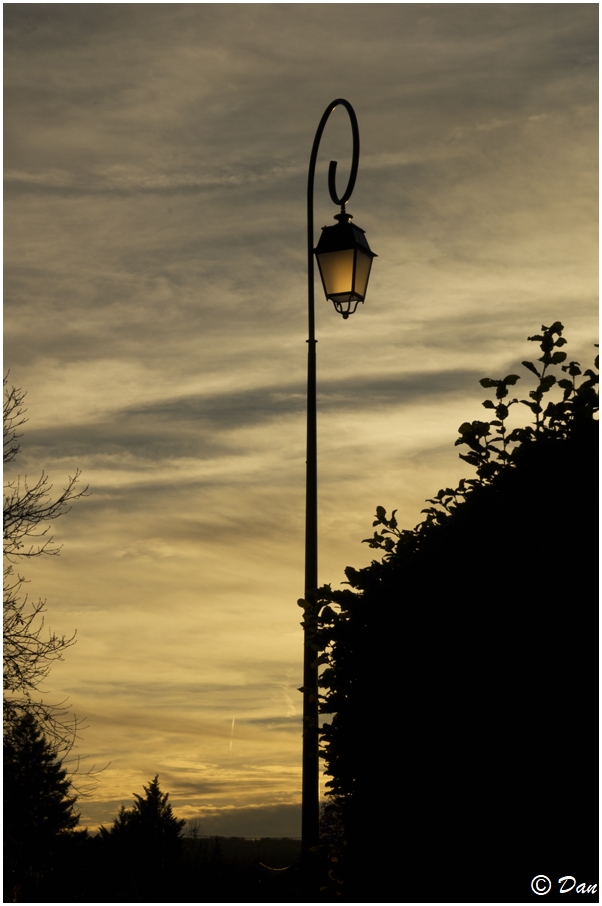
top-left (314, 210), bottom-right (377, 258)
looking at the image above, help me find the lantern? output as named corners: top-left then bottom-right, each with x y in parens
top-left (314, 210), bottom-right (377, 318)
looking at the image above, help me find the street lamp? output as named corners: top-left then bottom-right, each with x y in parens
top-left (301, 99), bottom-right (376, 864)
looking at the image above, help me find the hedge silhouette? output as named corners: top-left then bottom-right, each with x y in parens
top-left (311, 323), bottom-right (598, 903)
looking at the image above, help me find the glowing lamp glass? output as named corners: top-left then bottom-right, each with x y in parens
top-left (314, 213), bottom-right (377, 318)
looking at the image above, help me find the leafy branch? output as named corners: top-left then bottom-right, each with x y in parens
top-left (365, 322), bottom-right (598, 557)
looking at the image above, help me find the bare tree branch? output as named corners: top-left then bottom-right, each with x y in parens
top-left (3, 375), bottom-right (89, 755)
top-left (3, 376), bottom-right (27, 465)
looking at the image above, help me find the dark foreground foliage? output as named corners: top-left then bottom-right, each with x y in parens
top-left (312, 324), bottom-right (599, 903)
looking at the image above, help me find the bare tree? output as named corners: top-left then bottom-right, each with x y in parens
top-left (3, 376), bottom-right (88, 753)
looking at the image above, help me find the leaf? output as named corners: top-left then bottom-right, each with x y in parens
top-left (562, 361), bottom-right (582, 377)
top-left (521, 400), bottom-right (541, 414)
top-left (540, 375), bottom-right (556, 390)
top-left (550, 351), bottom-right (567, 364)
top-left (503, 374), bottom-right (521, 385)
top-left (482, 400), bottom-right (496, 409)
top-left (549, 320), bottom-right (564, 334)
top-left (479, 378), bottom-right (498, 388)
top-left (522, 360), bottom-right (541, 377)
top-left (506, 426), bottom-right (532, 443)
top-left (459, 452), bottom-right (482, 466)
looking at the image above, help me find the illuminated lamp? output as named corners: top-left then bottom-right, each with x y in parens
top-left (314, 209), bottom-right (377, 319)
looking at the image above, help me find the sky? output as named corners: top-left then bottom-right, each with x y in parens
top-left (4, 3), bottom-right (598, 836)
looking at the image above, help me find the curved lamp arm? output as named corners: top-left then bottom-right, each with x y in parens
top-left (307, 99), bottom-right (360, 341)
top-left (309, 98), bottom-right (359, 210)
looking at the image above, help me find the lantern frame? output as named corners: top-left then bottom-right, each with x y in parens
top-left (314, 210), bottom-right (377, 318)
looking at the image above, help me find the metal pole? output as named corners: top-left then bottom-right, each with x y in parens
top-left (302, 99), bottom-right (360, 865)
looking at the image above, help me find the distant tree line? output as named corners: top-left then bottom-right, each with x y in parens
top-left (311, 323), bottom-right (598, 902)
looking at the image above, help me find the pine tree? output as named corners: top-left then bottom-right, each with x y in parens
top-left (131, 775), bottom-right (186, 839)
top-left (103, 774), bottom-right (185, 844)
top-left (4, 713), bottom-right (79, 900)
top-left (101, 775), bottom-right (185, 901)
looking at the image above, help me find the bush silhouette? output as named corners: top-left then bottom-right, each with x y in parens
top-left (312, 324), bottom-right (598, 903)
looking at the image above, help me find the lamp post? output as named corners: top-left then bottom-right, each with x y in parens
top-left (301, 99), bottom-right (376, 864)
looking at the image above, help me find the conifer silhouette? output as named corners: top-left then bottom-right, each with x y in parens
top-left (101, 775), bottom-right (185, 901)
top-left (4, 713), bottom-right (79, 900)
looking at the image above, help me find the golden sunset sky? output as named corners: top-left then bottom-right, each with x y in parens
top-left (4, 4), bottom-right (598, 835)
